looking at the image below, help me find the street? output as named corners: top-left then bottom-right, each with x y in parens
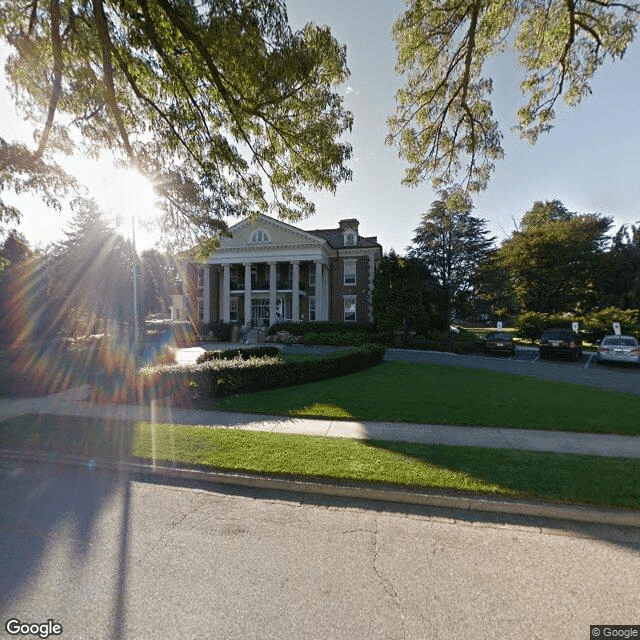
top-left (1, 460), bottom-right (639, 640)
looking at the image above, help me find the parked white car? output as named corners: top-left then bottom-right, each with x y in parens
top-left (596, 335), bottom-right (640, 365)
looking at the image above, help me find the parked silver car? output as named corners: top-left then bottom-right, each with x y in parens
top-left (596, 335), bottom-right (640, 365)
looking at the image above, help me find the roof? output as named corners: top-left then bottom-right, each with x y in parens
top-left (307, 228), bottom-right (381, 249)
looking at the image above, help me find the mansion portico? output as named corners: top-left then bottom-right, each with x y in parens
top-left (190, 214), bottom-right (382, 328)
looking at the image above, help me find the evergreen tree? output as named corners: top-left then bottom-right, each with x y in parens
top-left (48, 199), bottom-right (139, 336)
top-left (373, 251), bottom-right (429, 336)
top-left (409, 188), bottom-right (495, 326)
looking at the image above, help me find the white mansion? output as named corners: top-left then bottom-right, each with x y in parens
top-left (174, 213), bottom-right (382, 328)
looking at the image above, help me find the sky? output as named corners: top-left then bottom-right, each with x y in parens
top-left (2, 0), bottom-right (640, 254)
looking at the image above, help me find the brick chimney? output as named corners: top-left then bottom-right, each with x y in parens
top-left (338, 218), bottom-right (359, 232)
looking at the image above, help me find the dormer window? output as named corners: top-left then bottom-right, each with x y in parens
top-left (344, 232), bottom-right (356, 246)
top-left (249, 229), bottom-right (271, 243)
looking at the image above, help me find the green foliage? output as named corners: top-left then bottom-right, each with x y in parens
top-left (140, 250), bottom-right (179, 317)
top-left (301, 332), bottom-right (387, 347)
top-left (596, 223), bottom-right (640, 309)
top-left (514, 308), bottom-right (640, 342)
top-left (140, 343), bottom-right (386, 404)
top-left (372, 251), bottom-right (430, 336)
top-left (409, 188), bottom-right (495, 325)
top-left (266, 321), bottom-right (378, 337)
top-left (408, 330), bottom-right (483, 355)
top-left (0, 0), bottom-right (353, 248)
top-left (498, 201), bottom-right (612, 314)
top-left (199, 321), bottom-right (234, 342)
top-left (389, 1), bottom-right (639, 192)
top-left (581, 307), bottom-right (640, 343)
top-left (46, 199), bottom-right (139, 336)
top-left (195, 346), bottom-right (281, 363)
top-left (514, 311), bottom-right (553, 342)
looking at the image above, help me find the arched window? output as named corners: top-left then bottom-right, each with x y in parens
top-left (344, 232), bottom-right (356, 246)
top-left (250, 229), bottom-right (271, 243)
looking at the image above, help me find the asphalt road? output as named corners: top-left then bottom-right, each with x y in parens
top-left (1, 460), bottom-right (639, 640)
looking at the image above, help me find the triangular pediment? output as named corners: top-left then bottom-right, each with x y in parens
top-left (216, 214), bottom-right (327, 251)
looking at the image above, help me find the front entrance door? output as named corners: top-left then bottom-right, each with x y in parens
top-left (250, 296), bottom-right (291, 327)
top-left (251, 298), bottom-right (270, 328)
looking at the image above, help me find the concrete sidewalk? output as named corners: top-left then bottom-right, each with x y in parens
top-left (3, 385), bottom-right (640, 527)
top-left (1, 384), bottom-right (640, 459)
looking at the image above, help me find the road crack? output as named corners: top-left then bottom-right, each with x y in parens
top-left (372, 514), bottom-right (407, 639)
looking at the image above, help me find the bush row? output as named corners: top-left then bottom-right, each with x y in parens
top-left (404, 330), bottom-right (483, 355)
top-left (266, 321), bottom-right (379, 337)
top-left (300, 331), bottom-right (387, 347)
top-left (140, 343), bottom-right (386, 405)
top-left (514, 308), bottom-right (640, 343)
top-left (195, 346), bottom-right (281, 363)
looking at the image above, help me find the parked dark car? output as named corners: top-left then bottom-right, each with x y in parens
top-left (539, 328), bottom-right (582, 361)
top-left (483, 331), bottom-right (515, 356)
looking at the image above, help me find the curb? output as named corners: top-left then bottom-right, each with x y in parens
top-left (2, 448), bottom-right (639, 528)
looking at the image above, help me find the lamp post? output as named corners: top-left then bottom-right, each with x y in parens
top-left (132, 215), bottom-right (139, 363)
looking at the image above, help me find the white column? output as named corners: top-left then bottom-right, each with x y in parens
top-left (322, 264), bottom-right (330, 321)
top-left (314, 260), bottom-right (323, 322)
top-left (218, 269), bottom-right (223, 321)
top-left (292, 260), bottom-right (300, 322)
top-left (222, 264), bottom-right (231, 323)
top-left (244, 262), bottom-right (252, 328)
top-left (315, 260), bottom-right (324, 320)
top-left (203, 265), bottom-right (211, 324)
top-left (269, 261), bottom-right (277, 325)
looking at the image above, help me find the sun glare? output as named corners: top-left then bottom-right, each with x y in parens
top-left (76, 160), bottom-right (161, 250)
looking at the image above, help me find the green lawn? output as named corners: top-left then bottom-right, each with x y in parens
top-left (1, 414), bottom-right (639, 510)
top-left (213, 361), bottom-right (640, 435)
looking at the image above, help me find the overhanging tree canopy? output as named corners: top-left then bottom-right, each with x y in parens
top-left (0, 0), bottom-right (353, 253)
top-left (389, 0), bottom-right (640, 192)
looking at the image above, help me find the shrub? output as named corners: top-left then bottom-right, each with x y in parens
top-left (514, 312), bottom-right (549, 342)
top-left (140, 343), bottom-right (386, 405)
top-left (300, 331), bottom-right (387, 346)
top-left (266, 321), bottom-right (378, 337)
top-left (153, 344), bottom-right (177, 365)
top-left (198, 321), bottom-right (233, 342)
top-left (582, 307), bottom-right (640, 343)
top-left (514, 308), bottom-right (640, 344)
top-left (195, 346), bottom-right (281, 363)
top-left (263, 331), bottom-right (302, 344)
top-left (406, 330), bottom-right (482, 355)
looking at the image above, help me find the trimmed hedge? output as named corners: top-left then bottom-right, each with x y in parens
top-left (140, 343), bottom-right (386, 405)
top-left (300, 331), bottom-right (387, 346)
top-left (266, 321), bottom-right (379, 337)
top-left (195, 346), bottom-right (281, 363)
top-left (406, 330), bottom-right (483, 355)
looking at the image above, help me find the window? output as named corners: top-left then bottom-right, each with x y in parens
top-left (344, 232), bottom-right (356, 246)
top-left (197, 268), bottom-right (204, 289)
top-left (308, 299), bottom-right (316, 321)
top-left (343, 259), bottom-right (356, 285)
top-left (197, 297), bottom-right (204, 320)
top-left (249, 229), bottom-right (270, 243)
top-left (230, 297), bottom-right (239, 322)
top-left (309, 268), bottom-right (316, 287)
top-left (343, 297), bottom-right (356, 322)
